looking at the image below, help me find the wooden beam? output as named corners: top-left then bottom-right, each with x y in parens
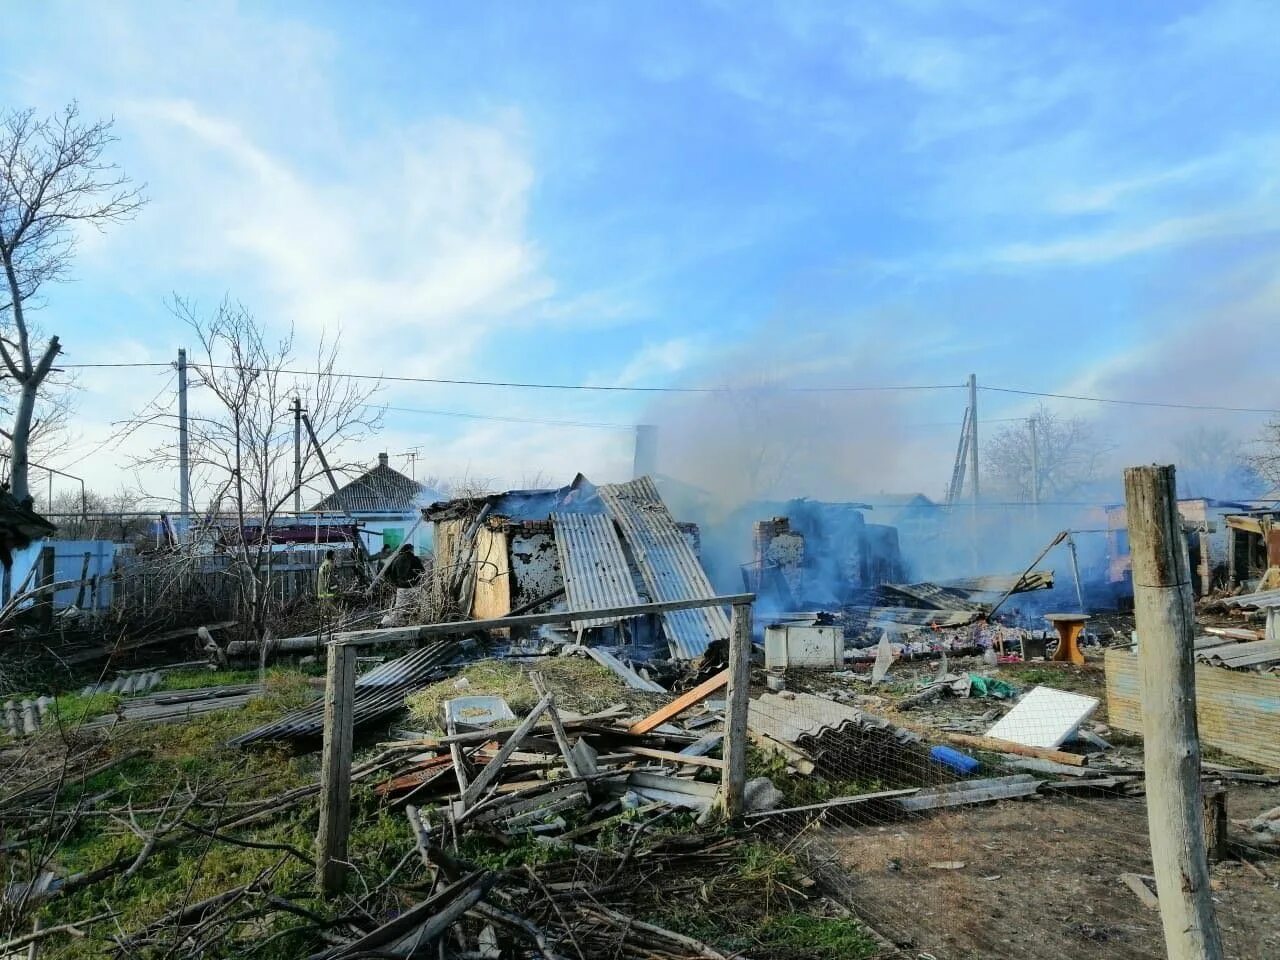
top-left (719, 601), bottom-right (752, 818)
top-left (620, 746), bottom-right (725, 769)
top-left (1125, 464), bottom-right (1225, 960)
top-left (457, 694), bottom-right (553, 812)
top-left (278, 593), bottom-right (756, 649)
top-left (316, 642), bottom-right (357, 894)
top-left (629, 670), bottom-right (729, 735)
top-left (944, 733), bottom-right (1087, 767)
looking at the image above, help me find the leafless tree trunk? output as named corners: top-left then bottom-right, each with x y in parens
top-left (0, 103), bottom-right (144, 501)
top-left (127, 297), bottom-right (383, 639)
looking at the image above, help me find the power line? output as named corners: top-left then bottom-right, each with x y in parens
top-left (61, 361), bottom-right (964, 395)
top-left (373, 403), bottom-right (632, 430)
top-left (61, 360), bottom-right (1280, 413)
top-left (981, 385), bottom-right (1280, 415)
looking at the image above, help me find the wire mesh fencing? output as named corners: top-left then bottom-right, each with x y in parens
top-left (742, 656), bottom-right (1280, 960)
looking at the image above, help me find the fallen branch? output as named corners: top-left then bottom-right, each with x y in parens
top-left (0, 911), bottom-right (117, 953)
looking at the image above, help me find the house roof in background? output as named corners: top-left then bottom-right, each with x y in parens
top-left (310, 462), bottom-right (436, 514)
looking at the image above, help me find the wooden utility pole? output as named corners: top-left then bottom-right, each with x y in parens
top-left (292, 397), bottom-right (304, 515)
top-left (1124, 464), bottom-right (1224, 960)
top-left (719, 600), bottom-right (753, 818)
top-left (316, 641), bottom-right (356, 894)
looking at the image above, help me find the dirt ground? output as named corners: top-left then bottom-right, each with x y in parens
top-left (822, 788), bottom-right (1280, 960)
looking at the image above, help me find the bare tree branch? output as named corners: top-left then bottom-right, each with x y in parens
top-left (0, 102), bottom-right (145, 500)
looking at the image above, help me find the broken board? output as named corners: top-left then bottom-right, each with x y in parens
top-left (984, 685), bottom-right (1098, 750)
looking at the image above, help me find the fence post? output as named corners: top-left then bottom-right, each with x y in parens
top-left (316, 640), bottom-right (356, 894)
top-left (1124, 464), bottom-right (1224, 960)
top-left (720, 599), bottom-right (752, 819)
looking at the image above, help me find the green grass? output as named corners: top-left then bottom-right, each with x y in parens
top-left (747, 748), bottom-right (888, 807)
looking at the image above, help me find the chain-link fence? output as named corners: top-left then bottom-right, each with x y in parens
top-left (741, 650), bottom-right (1280, 960)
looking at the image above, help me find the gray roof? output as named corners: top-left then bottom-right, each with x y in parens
top-left (310, 462), bottom-right (432, 515)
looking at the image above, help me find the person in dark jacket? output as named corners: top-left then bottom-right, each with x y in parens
top-left (385, 543), bottom-right (425, 589)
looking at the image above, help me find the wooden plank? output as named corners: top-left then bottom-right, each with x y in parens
top-left (316, 642), bottom-right (357, 894)
top-left (277, 593), bottom-right (757, 649)
top-left (530, 672), bottom-right (584, 780)
top-left (620, 746), bottom-right (725, 770)
top-left (944, 733), bottom-right (1087, 766)
top-left (1120, 873), bottom-right (1160, 911)
top-left (457, 694), bottom-right (553, 811)
top-left (1105, 648), bottom-right (1280, 770)
top-left (629, 669), bottom-right (729, 735)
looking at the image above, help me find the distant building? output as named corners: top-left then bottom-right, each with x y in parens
top-left (309, 453), bottom-right (442, 555)
top-left (1104, 496), bottom-right (1251, 597)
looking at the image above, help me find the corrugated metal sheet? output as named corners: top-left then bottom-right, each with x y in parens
top-left (597, 477), bottom-right (729, 660)
top-left (1197, 639), bottom-right (1280, 670)
top-left (867, 606), bottom-right (979, 628)
top-left (552, 512), bottom-right (642, 631)
top-left (748, 691), bottom-right (923, 784)
top-left (230, 641), bottom-right (458, 746)
top-left (881, 582), bottom-right (985, 612)
top-left (1222, 588), bottom-right (1280, 610)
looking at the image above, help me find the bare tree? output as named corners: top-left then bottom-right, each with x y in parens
top-left (1248, 421), bottom-right (1280, 494)
top-left (0, 103), bottom-right (144, 501)
top-left (1176, 426), bottom-right (1263, 499)
top-left (129, 297), bottom-right (382, 639)
top-left (985, 404), bottom-right (1112, 501)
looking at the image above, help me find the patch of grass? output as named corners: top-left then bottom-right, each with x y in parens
top-left (998, 663), bottom-right (1103, 695)
top-left (158, 664), bottom-right (322, 692)
top-left (747, 748), bottom-right (887, 807)
top-left (405, 657), bottom-right (625, 731)
top-left (755, 912), bottom-right (880, 957)
top-left (456, 831), bottom-right (574, 871)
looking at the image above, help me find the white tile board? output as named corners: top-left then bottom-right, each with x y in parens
top-left (984, 685), bottom-right (1099, 749)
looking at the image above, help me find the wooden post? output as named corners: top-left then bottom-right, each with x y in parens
top-left (719, 600), bottom-right (753, 819)
top-left (1201, 785), bottom-right (1227, 863)
top-left (38, 545), bottom-right (55, 631)
top-left (1124, 464), bottom-right (1224, 960)
top-left (316, 640), bottom-right (356, 894)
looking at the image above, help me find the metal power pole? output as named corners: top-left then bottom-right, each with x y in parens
top-left (967, 374), bottom-right (979, 567)
top-left (293, 397), bottom-right (303, 515)
top-left (177, 349), bottom-right (190, 532)
top-left (967, 374), bottom-right (979, 504)
top-left (633, 424), bottom-right (658, 479)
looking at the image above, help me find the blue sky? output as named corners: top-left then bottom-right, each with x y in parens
top-left (3, 1), bottom-right (1279, 505)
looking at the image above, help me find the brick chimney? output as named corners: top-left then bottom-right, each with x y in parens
top-left (378, 452), bottom-right (388, 468)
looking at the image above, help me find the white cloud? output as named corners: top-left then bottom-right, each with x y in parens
top-left (124, 98), bottom-right (550, 372)
top-left (987, 209), bottom-right (1279, 266)
top-left (613, 338), bottom-right (699, 387)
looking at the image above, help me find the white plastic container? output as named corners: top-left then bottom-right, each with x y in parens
top-left (763, 624), bottom-right (842, 670)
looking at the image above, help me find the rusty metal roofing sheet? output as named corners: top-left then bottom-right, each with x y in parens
top-left (552, 511), bottom-right (642, 631)
top-left (597, 477), bottom-right (729, 660)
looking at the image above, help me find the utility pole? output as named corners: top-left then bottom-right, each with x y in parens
top-left (1124, 464), bottom-right (1224, 960)
top-left (177, 348), bottom-right (190, 537)
top-left (967, 374), bottom-right (979, 568)
top-left (292, 397), bottom-right (303, 515)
